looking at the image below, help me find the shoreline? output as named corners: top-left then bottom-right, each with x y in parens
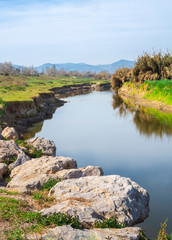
top-left (118, 85), bottom-right (172, 114)
top-left (1, 82), bottom-right (111, 138)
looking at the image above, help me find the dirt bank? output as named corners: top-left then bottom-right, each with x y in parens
top-left (1, 83), bottom-right (111, 137)
top-left (118, 86), bottom-right (172, 114)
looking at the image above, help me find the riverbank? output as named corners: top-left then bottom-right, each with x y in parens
top-left (0, 78), bottom-right (110, 137)
top-left (118, 81), bottom-right (172, 114)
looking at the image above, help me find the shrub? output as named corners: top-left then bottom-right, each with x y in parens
top-left (111, 68), bottom-right (133, 89)
top-left (133, 51), bottom-right (172, 83)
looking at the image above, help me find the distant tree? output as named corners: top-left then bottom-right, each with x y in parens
top-left (0, 62), bottom-right (15, 75)
top-left (94, 71), bottom-right (111, 80)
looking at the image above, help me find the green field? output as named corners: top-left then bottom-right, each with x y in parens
top-left (0, 75), bottom-right (109, 102)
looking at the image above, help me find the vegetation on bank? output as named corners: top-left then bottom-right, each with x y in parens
top-left (0, 194), bottom-right (128, 240)
top-left (111, 51), bottom-right (172, 106)
top-left (0, 75), bottom-right (109, 102)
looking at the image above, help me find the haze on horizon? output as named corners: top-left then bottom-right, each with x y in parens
top-left (0, 0), bottom-right (172, 66)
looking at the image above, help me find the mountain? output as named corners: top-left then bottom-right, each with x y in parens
top-left (35, 59), bottom-right (134, 74)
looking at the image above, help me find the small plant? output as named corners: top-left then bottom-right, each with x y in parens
top-left (41, 178), bottom-right (62, 191)
top-left (94, 216), bottom-right (126, 229)
top-left (32, 191), bottom-right (55, 206)
top-left (139, 230), bottom-right (148, 240)
top-left (157, 219), bottom-right (168, 240)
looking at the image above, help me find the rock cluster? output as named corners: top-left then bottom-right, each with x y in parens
top-left (0, 135), bottom-right (150, 239)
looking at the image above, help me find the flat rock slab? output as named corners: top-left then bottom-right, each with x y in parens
top-left (48, 175), bottom-right (149, 226)
top-left (8, 156), bottom-right (77, 191)
top-left (26, 225), bottom-right (142, 240)
top-left (27, 137), bottom-right (56, 157)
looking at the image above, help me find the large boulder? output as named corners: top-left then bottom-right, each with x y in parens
top-left (27, 137), bottom-right (56, 157)
top-left (0, 163), bottom-right (8, 179)
top-left (26, 225), bottom-right (142, 240)
top-left (48, 175), bottom-right (149, 226)
top-left (0, 140), bottom-right (29, 165)
top-left (8, 156), bottom-right (77, 191)
top-left (1, 127), bottom-right (18, 140)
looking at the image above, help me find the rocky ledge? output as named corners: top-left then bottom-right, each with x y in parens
top-left (0, 136), bottom-right (149, 239)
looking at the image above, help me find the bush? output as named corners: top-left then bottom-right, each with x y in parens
top-left (111, 68), bottom-right (133, 89)
top-left (133, 51), bottom-right (172, 83)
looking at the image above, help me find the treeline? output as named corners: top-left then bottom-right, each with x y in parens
top-left (0, 62), bottom-right (111, 80)
top-left (111, 51), bottom-right (172, 89)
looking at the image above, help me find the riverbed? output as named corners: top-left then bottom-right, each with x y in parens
top-left (24, 91), bottom-right (172, 238)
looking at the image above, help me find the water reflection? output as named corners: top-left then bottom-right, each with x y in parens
top-left (22, 121), bottom-right (43, 139)
top-left (112, 94), bottom-right (172, 137)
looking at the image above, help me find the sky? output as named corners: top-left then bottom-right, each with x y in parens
top-left (0, 0), bottom-right (172, 66)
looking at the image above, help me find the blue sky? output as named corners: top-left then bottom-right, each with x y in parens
top-left (0, 0), bottom-right (172, 66)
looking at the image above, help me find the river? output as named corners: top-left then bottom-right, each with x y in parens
top-left (24, 90), bottom-right (172, 238)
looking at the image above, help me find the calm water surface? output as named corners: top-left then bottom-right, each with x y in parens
top-left (25, 91), bottom-right (172, 238)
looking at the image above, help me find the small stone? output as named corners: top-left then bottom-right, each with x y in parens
top-left (1, 127), bottom-right (18, 140)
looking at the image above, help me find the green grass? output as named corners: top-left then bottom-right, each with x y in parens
top-left (15, 139), bottom-right (43, 158)
top-left (0, 196), bottom-right (82, 239)
top-left (0, 189), bottom-right (18, 195)
top-left (142, 79), bottom-right (172, 105)
top-left (94, 216), bottom-right (126, 229)
top-left (123, 80), bottom-right (172, 106)
top-left (0, 75), bottom-right (109, 102)
top-left (41, 178), bottom-right (62, 191)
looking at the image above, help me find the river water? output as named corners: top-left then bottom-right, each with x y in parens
top-left (24, 91), bottom-right (172, 238)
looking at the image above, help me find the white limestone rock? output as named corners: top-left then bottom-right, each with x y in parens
top-left (8, 156), bottom-right (77, 191)
top-left (27, 137), bottom-right (56, 157)
top-left (49, 175), bottom-right (149, 226)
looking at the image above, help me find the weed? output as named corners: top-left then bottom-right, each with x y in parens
top-left (94, 216), bottom-right (126, 229)
top-left (139, 230), bottom-right (148, 240)
top-left (41, 178), bottom-right (62, 191)
top-left (0, 196), bottom-right (83, 239)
